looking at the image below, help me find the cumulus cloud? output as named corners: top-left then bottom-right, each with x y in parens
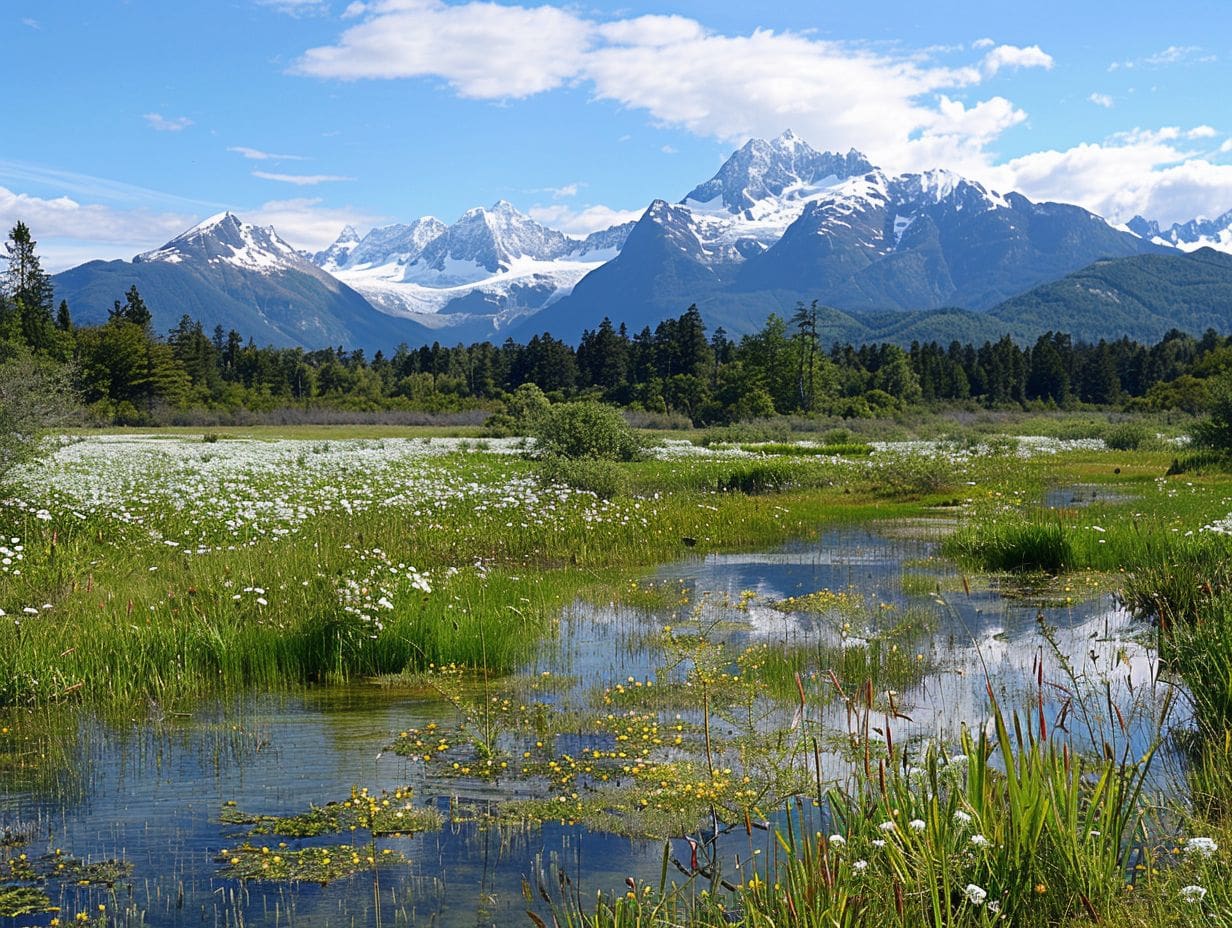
top-left (527, 202), bottom-right (645, 235)
top-left (228, 146), bottom-right (307, 161)
top-left (303, 5), bottom-right (1232, 219)
top-left (247, 198), bottom-right (388, 251)
top-left (1221, 139), bottom-right (1232, 154)
top-left (293, 1), bottom-right (1019, 173)
top-left (251, 170), bottom-right (354, 185)
top-left (0, 185), bottom-right (192, 271)
top-left (292, 0), bottom-right (592, 98)
top-left (987, 128), bottom-right (1232, 224)
top-left (1088, 92), bottom-right (1114, 108)
top-left (980, 44), bottom-right (1053, 77)
top-left (144, 113), bottom-right (193, 132)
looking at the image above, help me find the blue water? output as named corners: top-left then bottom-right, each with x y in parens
top-left (0, 521), bottom-right (1162, 928)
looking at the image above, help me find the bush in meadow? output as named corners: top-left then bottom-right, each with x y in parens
top-left (532, 400), bottom-right (641, 461)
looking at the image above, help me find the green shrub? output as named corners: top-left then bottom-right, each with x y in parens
top-left (1192, 370), bottom-right (1232, 452)
top-left (531, 401), bottom-right (641, 461)
top-left (537, 456), bottom-right (628, 499)
top-left (484, 383), bottom-right (551, 437)
top-left (0, 349), bottom-right (76, 483)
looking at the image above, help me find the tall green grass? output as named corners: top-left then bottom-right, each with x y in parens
top-left (0, 453), bottom-right (934, 709)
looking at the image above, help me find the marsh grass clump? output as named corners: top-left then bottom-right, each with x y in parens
top-left (870, 452), bottom-right (956, 499)
top-left (718, 461), bottom-right (795, 494)
top-left (1105, 423), bottom-right (1151, 451)
top-left (945, 519), bottom-right (1074, 572)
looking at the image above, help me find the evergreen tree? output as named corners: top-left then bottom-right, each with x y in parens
top-left (3, 222), bottom-right (56, 353)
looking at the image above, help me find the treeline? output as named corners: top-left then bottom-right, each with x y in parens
top-left (3, 222), bottom-right (1230, 425)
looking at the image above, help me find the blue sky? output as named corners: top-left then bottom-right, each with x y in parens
top-left (4, 0), bottom-right (1232, 270)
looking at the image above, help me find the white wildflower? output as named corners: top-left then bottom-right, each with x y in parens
top-left (964, 884), bottom-right (987, 906)
top-left (908, 819), bottom-right (926, 833)
top-left (1180, 885), bottom-right (1207, 903)
top-left (1185, 837), bottom-right (1218, 859)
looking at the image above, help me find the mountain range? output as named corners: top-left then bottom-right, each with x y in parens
top-left (54, 212), bottom-right (436, 349)
top-left (50, 132), bottom-right (1232, 351)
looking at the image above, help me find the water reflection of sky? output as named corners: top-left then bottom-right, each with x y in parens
top-left (0, 520), bottom-right (1174, 928)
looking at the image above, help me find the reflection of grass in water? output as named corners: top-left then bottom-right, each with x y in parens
top-left (750, 610), bottom-right (939, 704)
top-left (901, 572), bottom-right (940, 597)
top-left (0, 708), bottom-right (82, 797)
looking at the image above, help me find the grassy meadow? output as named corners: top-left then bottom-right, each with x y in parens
top-left (2, 425), bottom-right (1232, 927)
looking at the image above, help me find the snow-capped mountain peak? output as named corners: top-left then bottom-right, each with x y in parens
top-left (683, 130), bottom-right (874, 213)
top-left (1128, 208), bottom-right (1232, 254)
top-left (313, 224), bottom-right (363, 270)
top-left (136, 211), bottom-right (309, 273)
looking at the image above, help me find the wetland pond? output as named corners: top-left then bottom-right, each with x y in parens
top-left (1, 517), bottom-right (1162, 928)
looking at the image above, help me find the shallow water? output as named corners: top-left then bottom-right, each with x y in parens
top-left (1, 521), bottom-right (1164, 928)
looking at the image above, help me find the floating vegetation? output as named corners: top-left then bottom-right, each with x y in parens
top-left (0, 885), bottom-right (54, 918)
top-left (2, 848), bottom-right (131, 887)
top-left (771, 587), bottom-right (864, 615)
top-left (215, 843), bottom-right (407, 884)
top-left (219, 787), bottom-right (442, 838)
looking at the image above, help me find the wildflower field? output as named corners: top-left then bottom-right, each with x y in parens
top-left (2, 430), bottom-right (1232, 927)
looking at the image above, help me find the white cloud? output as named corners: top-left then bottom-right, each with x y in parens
top-left (1188, 125), bottom-right (1218, 139)
top-left (981, 44), bottom-right (1053, 77)
top-left (1111, 45), bottom-right (1216, 70)
top-left (341, 1), bottom-right (367, 16)
top-left (971, 37), bottom-right (995, 50)
top-left (1145, 45), bottom-right (1214, 66)
top-left (1221, 139), bottom-right (1232, 154)
top-left (22, 18), bottom-right (39, 29)
top-left (987, 129), bottom-right (1232, 224)
top-left (144, 113), bottom-right (193, 132)
top-left (292, 2), bottom-right (1024, 175)
top-left (255, 0), bottom-right (329, 15)
top-left (247, 198), bottom-right (388, 251)
top-left (527, 203), bottom-right (644, 235)
top-left (252, 171), bottom-right (355, 185)
top-left (661, 144), bottom-right (678, 155)
top-left (292, 0), bottom-right (592, 98)
top-left (548, 183), bottom-right (579, 199)
top-left (597, 14), bottom-right (705, 47)
top-left (228, 146), bottom-right (307, 161)
top-left (1088, 92), bottom-right (1114, 108)
top-left (0, 185), bottom-right (192, 271)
